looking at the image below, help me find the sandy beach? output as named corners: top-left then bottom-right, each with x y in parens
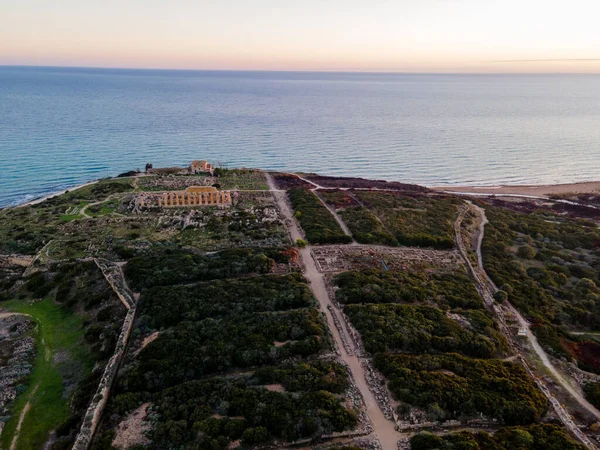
top-left (430, 181), bottom-right (600, 198)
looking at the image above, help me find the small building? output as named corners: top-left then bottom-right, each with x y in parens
top-left (189, 160), bottom-right (214, 175)
top-left (517, 327), bottom-right (527, 337)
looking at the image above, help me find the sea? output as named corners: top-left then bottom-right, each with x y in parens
top-left (1, 66), bottom-right (600, 208)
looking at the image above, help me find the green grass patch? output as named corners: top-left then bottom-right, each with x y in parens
top-left (0, 298), bottom-right (92, 450)
top-left (217, 169), bottom-right (268, 190)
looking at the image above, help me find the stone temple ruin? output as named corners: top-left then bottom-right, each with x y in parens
top-left (139, 186), bottom-right (232, 208)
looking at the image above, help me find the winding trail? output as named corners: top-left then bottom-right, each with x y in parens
top-left (265, 172), bottom-right (401, 450)
top-left (460, 202), bottom-right (600, 449)
top-left (79, 194), bottom-right (119, 218)
top-left (472, 204), bottom-right (600, 420)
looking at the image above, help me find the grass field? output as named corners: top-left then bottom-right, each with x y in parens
top-left (217, 169), bottom-right (269, 190)
top-left (0, 298), bottom-right (92, 450)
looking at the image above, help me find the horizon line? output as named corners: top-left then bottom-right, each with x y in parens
top-left (2, 63), bottom-right (600, 76)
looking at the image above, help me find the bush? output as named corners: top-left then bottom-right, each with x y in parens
top-left (517, 245), bottom-right (537, 259)
top-left (494, 290), bottom-right (508, 302)
top-left (334, 269), bottom-right (485, 310)
top-left (288, 189), bottom-right (352, 244)
top-left (352, 191), bottom-right (460, 249)
top-left (242, 426), bottom-right (269, 444)
top-left (377, 353), bottom-right (547, 424)
top-left (345, 304), bottom-right (501, 358)
top-left (125, 248), bottom-right (284, 289)
top-left (410, 424), bottom-right (584, 449)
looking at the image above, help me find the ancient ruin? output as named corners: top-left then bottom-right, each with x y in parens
top-left (139, 186), bottom-right (232, 208)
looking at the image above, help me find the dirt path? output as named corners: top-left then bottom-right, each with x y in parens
top-left (265, 172), bottom-right (401, 450)
top-left (79, 194), bottom-right (119, 218)
top-left (279, 172), bottom-right (324, 189)
top-left (10, 385), bottom-right (39, 450)
top-left (9, 331), bottom-right (51, 450)
top-left (472, 204), bottom-right (600, 420)
top-left (313, 191), bottom-right (355, 242)
top-left (0, 311), bottom-right (21, 319)
top-left (463, 203), bottom-right (600, 448)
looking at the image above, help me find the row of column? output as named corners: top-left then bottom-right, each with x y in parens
top-left (158, 191), bottom-right (232, 207)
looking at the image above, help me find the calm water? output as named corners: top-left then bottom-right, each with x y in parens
top-left (1, 66), bottom-right (600, 207)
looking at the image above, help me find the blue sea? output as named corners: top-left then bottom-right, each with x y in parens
top-left (1, 66), bottom-right (600, 207)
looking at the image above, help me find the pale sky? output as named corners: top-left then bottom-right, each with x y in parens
top-left (1, 0), bottom-right (599, 72)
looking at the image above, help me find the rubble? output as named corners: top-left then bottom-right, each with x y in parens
top-left (311, 245), bottom-right (462, 274)
top-left (0, 314), bottom-right (36, 433)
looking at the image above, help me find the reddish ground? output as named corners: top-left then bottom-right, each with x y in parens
top-left (304, 174), bottom-right (428, 192)
top-left (271, 173), bottom-right (313, 190)
top-left (564, 340), bottom-right (600, 373)
top-left (321, 190), bottom-right (359, 208)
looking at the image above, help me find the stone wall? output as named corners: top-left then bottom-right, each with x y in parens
top-left (72, 260), bottom-right (138, 450)
top-left (72, 306), bottom-right (136, 450)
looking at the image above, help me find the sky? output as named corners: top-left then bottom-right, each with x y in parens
top-left (1, 0), bottom-right (599, 73)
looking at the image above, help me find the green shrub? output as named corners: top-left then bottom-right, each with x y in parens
top-left (288, 189), bottom-right (351, 244)
top-left (377, 353), bottom-right (547, 424)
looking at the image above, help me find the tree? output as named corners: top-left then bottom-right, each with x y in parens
top-left (494, 290), bottom-right (508, 303)
top-left (242, 426), bottom-right (269, 444)
top-left (577, 278), bottom-right (597, 291)
top-left (410, 432), bottom-right (444, 450)
top-left (497, 428), bottom-right (533, 448)
top-left (517, 245), bottom-right (537, 259)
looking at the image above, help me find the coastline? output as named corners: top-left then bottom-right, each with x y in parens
top-left (429, 181), bottom-right (600, 198)
top-left (17, 180), bottom-right (99, 208)
top-left (8, 176), bottom-right (600, 210)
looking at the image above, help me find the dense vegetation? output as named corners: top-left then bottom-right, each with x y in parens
top-left (121, 308), bottom-right (329, 392)
top-left (332, 267), bottom-right (541, 426)
top-left (334, 269), bottom-right (484, 310)
top-left (125, 247), bottom-right (289, 290)
top-left (107, 361), bottom-right (355, 449)
top-left (345, 304), bottom-right (502, 358)
top-left (583, 381), bottom-right (600, 409)
top-left (101, 269), bottom-right (354, 448)
top-left (339, 206), bottom-right (398, 245)
top-left (481, 202), bottom-right (600, 365)
top-left (410, 424), bottom-right (585, 450)
top-left (353, 191), bottom-right (460, 249)
top-left (139, 273), bottom-right (314, 328)
top-left (318, 190), bottom-right (397, 245)
top-left (288, 188), bottom-right (352, 244)
top-left (376, 353), bottom-right (547, 424)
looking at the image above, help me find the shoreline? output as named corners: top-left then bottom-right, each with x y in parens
top-left (429, 181), bottom-right (600, 198)
top-left (17, 180), bottom-right (100, 208)
top-left (7, 175), bottom-right (600, 210)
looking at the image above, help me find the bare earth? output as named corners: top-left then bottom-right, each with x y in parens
top-left (112, 403), bottom-right (151, 449)
top-left (431, 181), bottom-right (600, 197)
